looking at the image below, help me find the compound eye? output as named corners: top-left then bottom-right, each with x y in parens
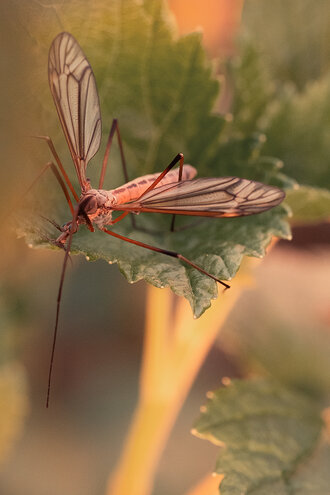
top-left (82, 196), bottom-right (98, 214)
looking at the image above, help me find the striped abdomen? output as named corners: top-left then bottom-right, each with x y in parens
top-left (111, 165), bottom-right (197, 205)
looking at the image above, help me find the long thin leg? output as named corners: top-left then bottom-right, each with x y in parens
top-left (101, 227), bottom-right (230, 289)
top-left (99, 118), bottom-right (129, 189)
top-left (32, 135), bottom-right (80, 202)
top-left (112, 153), bottom-right (184, 235)
top-left (26, 161), bottom-right (75, 215)
top-left (136, 153), bottom-right (184, 201)
top-left (170, 153), bottom-right (184, 232)
top-left (99, 119), bottom-right (136, 228)
top-left (100, 123), bottom-right (183, 200)
top-left (46, 205), bottom-right (80, 408)
top-left (111, 211), bottom-right (130, 225)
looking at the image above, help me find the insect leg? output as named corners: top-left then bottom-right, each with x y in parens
top-left (113, 153), bottom-right (184, 234)
top-left (46, 204), bottom-right (80, 408)
top-left (99, 119), bottom-right (136, 228)
top-left (26, 161), bottom-right (75, 215)
top-left (101, 227), bottom-right (230, 289)
top-left (170, 153), bottom-right (184, 232)
top-left (31, 135), bottom-right (79, 201)
top-left (99, 118), bottom-right (129, 188)
top-left (136, 153), bottom-right (184, 201)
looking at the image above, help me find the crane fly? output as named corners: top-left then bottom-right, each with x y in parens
top-left (34, 32), bottom-right (285, 406)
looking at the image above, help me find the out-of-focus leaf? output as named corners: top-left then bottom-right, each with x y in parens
top-left (242, 0), bottom-right (330, 89)
top-left (290, 441), bottom-right (330, 495)
top-left (225, 320), bottom-right (330, 401)
top-left (263, 74), bottom-right (330, 190)
top-left (226, 41), bottom-right (275, 136)
top-left (228, 36), bottom-right (330, 192)
top-left (193, 379), bottom-right (324, 495)
top-left (227, 31), bottom-right (330, 226)
top-left (16, 0), bottom-right (290, 317)
top-left (219, 246), bottom-right (330, 401)
top-left (286, 186), bottom-right (330, 223)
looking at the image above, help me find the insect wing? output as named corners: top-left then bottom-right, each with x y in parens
top-left (113, 177), bottom-right (285, 217)
top-left (48, 32), bottom-right (102, 190)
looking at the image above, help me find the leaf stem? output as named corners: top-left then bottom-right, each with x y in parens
top-left (106, 260), bottom-right (256, 495)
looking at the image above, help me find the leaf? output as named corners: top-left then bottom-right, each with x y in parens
top-left (285, 186), bottom-right (330, 223)
top-left (193, 379), bottom-right (324, 495)
top-left (241, 0), bottom-right (330, 89)
top-left (222, 318), bottom-right (330, 402)
top-left (263, 73), bottom-right (330, 191)
top-left (17, 0), bottom-right (290, 317)
top-left (226, 41), bottom-right (275, 136)
top-left (227, 35), bottom-right (330, 193)
top-left (290, 441), bottom-right (330, 495)
top-left (227, 36), bottom-right (330, 225)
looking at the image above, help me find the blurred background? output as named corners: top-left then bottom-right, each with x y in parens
top-left (0, 1), bottom-right (330, 494)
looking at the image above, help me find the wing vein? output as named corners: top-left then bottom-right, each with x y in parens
top-left (113, 177), bottom-right (285, 218)
top-left (48, 32), bottom-right (102, 190)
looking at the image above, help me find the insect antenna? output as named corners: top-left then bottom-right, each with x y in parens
top-left (40, 215), bottom-right (65, 232)
top-left (46, 205), bottom-right (79, 408)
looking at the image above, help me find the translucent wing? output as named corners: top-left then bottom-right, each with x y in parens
top-left (113, 176), bottom-right (285, 217)
top-left (48, 32), bottom-right (102, 191)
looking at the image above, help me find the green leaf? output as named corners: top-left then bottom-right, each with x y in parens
top-left (227, 34), bottom-right (330, 226)
top-left (223, 321), bottom-right (330, 402)
top-left (193, 379), bottom-right (324, 495)
top-left (242, 0), bottom-right (330, 89)
top-left (226, 41), bottom-right (275, 137)
top-left (263, 73), bottom-right (330, 190)
top-left (290, 441), bottom-right (330, 494)
top-left (228, 33), bottom-right (330, 193)
top-left (17, 0), bottom-right (290, 317)
top-left (286, 186), bottom-right (330, 223)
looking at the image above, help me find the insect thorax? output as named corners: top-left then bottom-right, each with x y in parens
top-left (80, 189), bottom-right (117, 228)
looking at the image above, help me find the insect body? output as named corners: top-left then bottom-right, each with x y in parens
top-left (56, 164), bottom-right (198, 242)
top-left (39, 32), bottom-right (285, 405)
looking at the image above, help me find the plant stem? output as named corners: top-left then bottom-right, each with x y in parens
top-left (107, 260), bottom-right (255, 495)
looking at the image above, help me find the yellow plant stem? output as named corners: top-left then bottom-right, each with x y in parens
top-left (107, 259), bottom-right (256, 495)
